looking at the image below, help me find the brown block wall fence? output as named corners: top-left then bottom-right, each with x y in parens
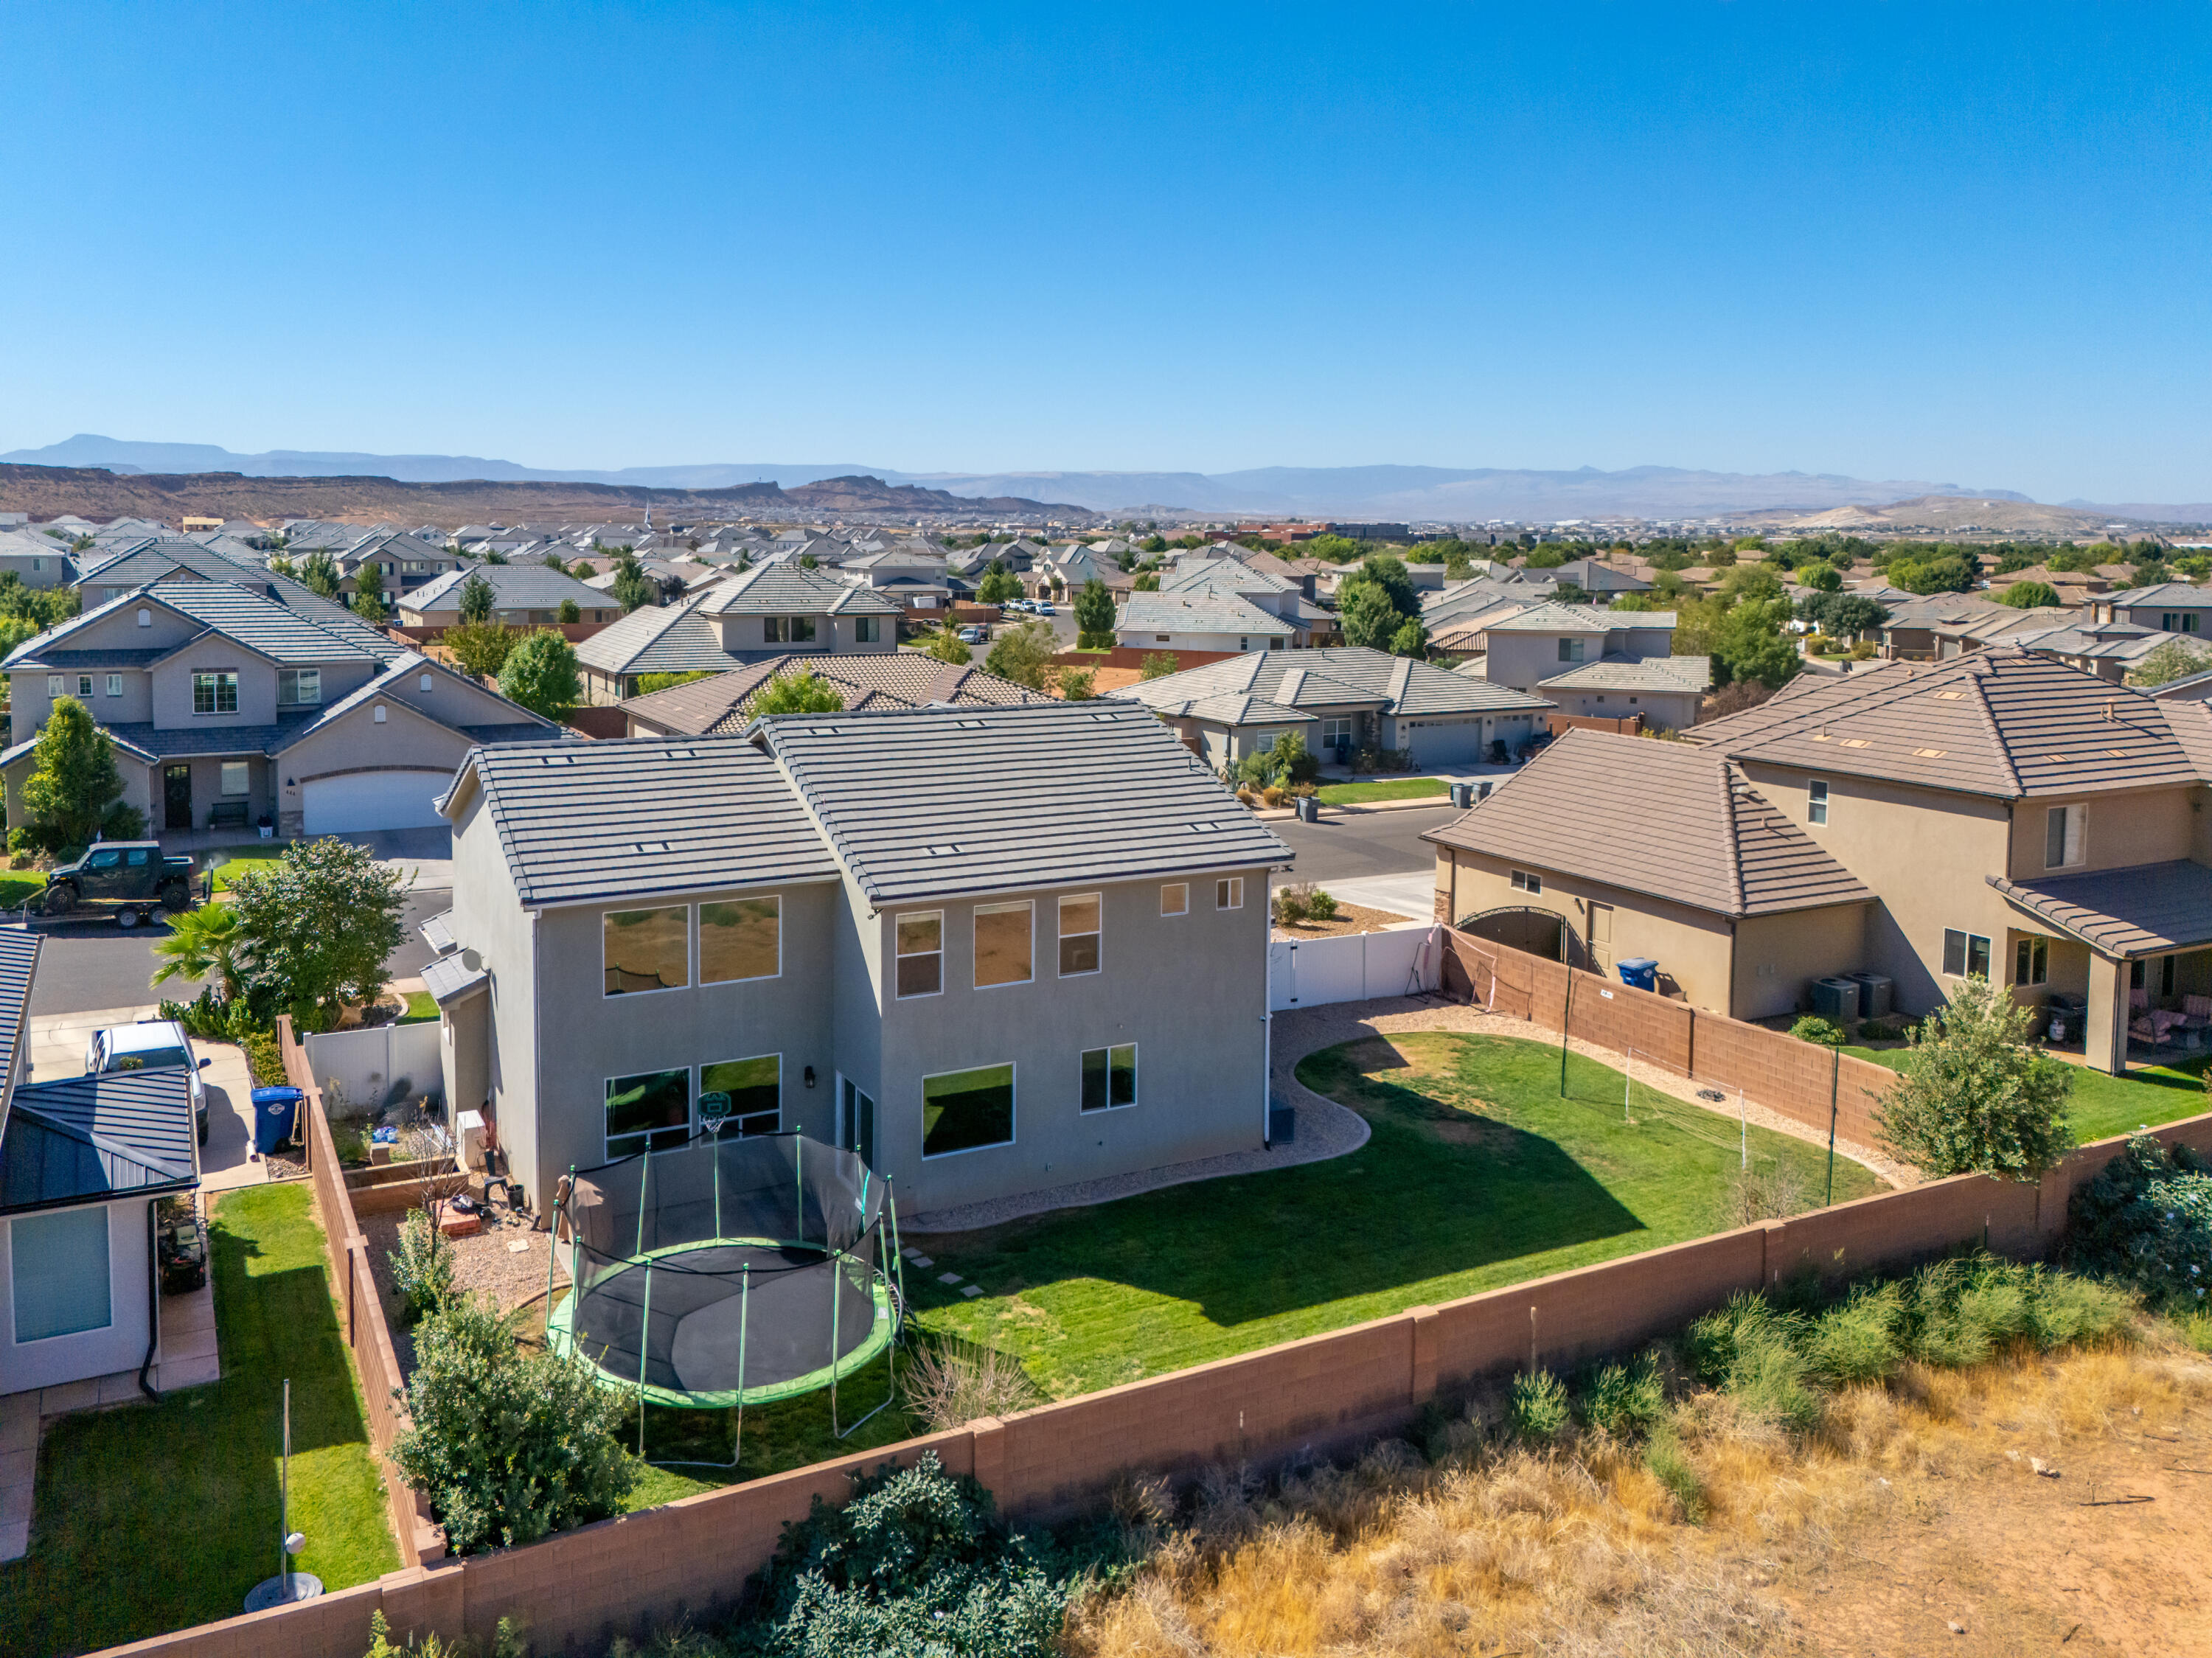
top-left (107, 1027), bottom-right (2212, 1658)
top-left (1441, 929), bottom-right (1894, 1146)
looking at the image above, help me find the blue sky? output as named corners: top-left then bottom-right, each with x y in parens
top-left (3, 3), bottom-right (2205, 501)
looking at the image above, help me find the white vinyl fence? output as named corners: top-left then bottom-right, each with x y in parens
top-left (302, 1020), bottom-right (444, 1120)
top-left (1269, 922), bottom-right (1443, 1011)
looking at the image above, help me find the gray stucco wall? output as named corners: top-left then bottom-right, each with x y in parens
top-left (445, 788), bottom-right (544, 1208)
top-left (0, 1196), bottom-right (157, 1393)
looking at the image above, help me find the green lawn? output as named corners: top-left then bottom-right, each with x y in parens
top-left (398, 990), bottom-right (439, 1024)
top-left (1846, 1042), bottom-right (2210, 1144)
top-left (0, 872), bottom-right (45, 909)
top-left (1315, 776), bottom-right (1449, 805)
top-left (207, 844), bottom-right (296, 891)
top-left (0, 1184), bottom-right (398, 1652)
top-left (905, 1031), bottom-right (1881, 1401)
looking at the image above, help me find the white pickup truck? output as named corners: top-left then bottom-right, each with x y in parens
top-left (87, 1020), bottom-right (213, 1145)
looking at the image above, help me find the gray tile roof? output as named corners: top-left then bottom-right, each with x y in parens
top-left (2108, 582), bottom-right (2212, 610)
top-left (757, 700), bottom-right (1292, 905)
top-left (1424, 729), bottom-right (1874, 919)
top-left (1686, 647), bottom-right (2211, 799)
top-left (574, 597), bottom-right (734, 676)
top-left (1538, 655), bottom-right (1712, 693)
top-left (400, 562), bottom-right (610, 613)
top-left (1162, 559), bottom-right (1298, 597)
top-left (422, 951), bottom-right (488, 1005)
top-left (620, 654), bottom-right (1047, 736)
top-left (1989, 861), bottom-right (2212, 959)
top-left (1110, 647), bottom-right (1550, 723)
top-left (699, 564), bottom-right (902, 618)
top-left (0, 1068), bottom-right (198, 1214)
top-left (1475, 602), bottom-right (1677, 634)
top-left (453, 736), bottom-right (841, 907)
top-left (1119, 591), bottom-right (1297, 638)
top-left (274, 653), bottom-right (553, 751)
top-left (420, 908), bottom-right (458, 954)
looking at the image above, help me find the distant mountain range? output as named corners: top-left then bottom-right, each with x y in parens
top-left (3, 436), bottom-right (2205, 525)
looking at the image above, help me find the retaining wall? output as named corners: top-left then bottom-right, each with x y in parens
top-left (101, 1023), bottom-right (2212, 1658)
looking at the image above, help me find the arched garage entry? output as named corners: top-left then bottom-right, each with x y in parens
top-left (301, 768), bottom-right (453, 835)
top-left (1455, 905), bottom-right (1593, 970)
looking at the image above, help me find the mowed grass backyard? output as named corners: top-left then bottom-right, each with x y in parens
top-left (0, 1184), bottom-right (397, 1654)
top-left (1846, 1041), bottom-right (2211, 1144)
top-left (905, 1031), bottom-right (1882, 1401)
top-left (1315, 776), bottom-right (1449, 805)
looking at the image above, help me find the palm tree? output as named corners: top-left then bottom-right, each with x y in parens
top-left (150, 902), bottom-right (246, 1002)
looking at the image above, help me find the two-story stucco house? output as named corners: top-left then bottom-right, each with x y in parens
top-left (422, 700), bottom-right (1289, 1219)
top-left (396, 562), bottom-right (619, 627)
top-left (1428, 649), bottom-right (2212, 1074)
top-left (574, 565), bottom-right (905, 703)
top-left (1, 582), bottom-right (558, 837)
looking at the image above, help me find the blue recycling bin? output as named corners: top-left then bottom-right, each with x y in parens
top-left (251, 1086), bottom-right (303, 1154)
top-left (1617, 957), bottom-right (1658, 992)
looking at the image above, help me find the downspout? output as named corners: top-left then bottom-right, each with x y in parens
top-left (137, 1199), bottom-right (163, 1401)
top-left (526, 908), bottom-right (543, 1214)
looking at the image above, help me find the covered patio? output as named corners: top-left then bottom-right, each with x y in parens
top-left (1989, 860), bottom-right (2212, 1074)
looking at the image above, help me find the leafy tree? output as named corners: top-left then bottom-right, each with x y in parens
top-left (229, 837), bottom-right (409, 1020)
top-left (497, 630), bottom-right (582, 720)
top-left (1350, 553), bottom-right (1417, 617)
top-left (1710, 596), bottom-right (1801, 689)
top-left (1874, 975), bottom-right (2074, 1180)
top-left (539, 552), bottom-right (567, 577)
top-left (1550, 580), bottom-right (1591, 606)
top-left (389, 1295), bottom-right (634, 1556)
top-left (799, 552), bottom-right (818, 570)
top-left (1609, 592), bottom-right (1663, 613)
top-left (1389, 616), bottom-right (1428, 658)
top-left (1797, 561), bottom-right (1843, 593)
top-left (1886, 554), bottom-right (1975, 595)
top-left (750, 672), bottom-right (846, 715)
top-left (1338, 581), bottom-right (1404, 651)
top-left (1140, 534), bottom-right (1168, 554)
top-left (483, 548), bottom-right (509, 565)
top-left (2127, 638), bottom-right (2212, 688)
top-left (1999, 580), bottom-right (2060, 609)
top-left (21, 697), bottom-right (124, 849)
top-left (457, 571), bottom-right (496, 625)
top-left (150, 902), bottom-right (246, 1001)
top-left (1132, 571), bottom-right (1160, 592)
top-left (556, 597), bottom-right (581, 624)
top-left (1139, 651), bottom-right (1178, 680)
top-left (296, 548), bottom-right (341, 600)
top-left (443, 620), bottom-right (520, 680)
top-left (1072, 578), bottom-right (1116, 648)
top-left (1801, 592), bottom-right (1889, 640)
top-left (611, 560), bottom-right (660, 613)
top-left (983, 620), bottom-right (1057, 690)
top-left (1523, 546), bottom-right (1567, 569)
top-left (915, 624), bottom-right (973, 665)
top-left (633, 670), bottom-right (717, 695)
top-left (976, 566), bottom-right (1023, 605)
top-left (352, 560), bottom-right (389, 622)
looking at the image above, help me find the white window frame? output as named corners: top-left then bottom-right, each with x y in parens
top-left (1161, 882), bottom-right (1189, 916)
top-left (1057, 892), bottom-right (1102, 978)
top-left (105, 673), bottom-right (122, 697)
top-left (1215, 876), bottom-right (1244, 910)
top-left (10, 1205), bottom-right (114, 1345)
top-left (601, 903), bottom-right (692, 998)
top-left (191, 671), bottom-right (239, 715)
top-left (893, 909), bottom-right (944, 1000)
top-left (2014, 935), bottom-right (2049, 987)
top-left (973, 899), bottom-right (1035, 989)
top-left (44, 675), bottom-right (61, 697)
top-left (219, 762), bottom-right (250, 798)
top-left (1808, 779), bottom-right (1829, 825)
top-left (75, 674), bottom-right (93, 697)
top-left (1941, 927), bottom-right (1992, 980)
top-left (919, 1059), bottom-right (1017, 1160)
top-left (278, 667), bottom-right (322, 707)
top-left (1511, 868), bottom-right (1543, 894)
top-left (2045, 804), bottom-right (2084, 870)
top-left (1079, 1042), bottom-right (1138, 1113)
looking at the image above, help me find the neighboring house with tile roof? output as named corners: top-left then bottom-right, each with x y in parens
top-left (619, 654), bottom-right (1050, 736)
top-left (1115, 589), bottom-right (1298, 654)
top-left (1533, 653), bottom-right (1712, 731)
top-left (1, 582), bottom-right (556, 837)
top-left (573, 568), bottom-right (905, 702)
top-left (397, 562), bottom-right (619, 627)
top-left (0, 530), bottom-right (72, 589)
top-left (1438, 601), bottom-right (1679, 695)
top-left (1112, 645), bottom-right (1552, 770)
top-left (1426, 730), bottom-right (1876, 1017)
top-left (431, 700), bottom-right (1290, 1216)
top-left (2093, 581), bottom-right (2212, 638)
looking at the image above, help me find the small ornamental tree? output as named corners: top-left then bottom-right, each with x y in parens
top-left (917, 624), bottom-right (973, 665)
top-left (1999, 579), bottom-right (2060, 610)
top-left (296, 548), bottom-right (341, 600)
top-left (388, 1295), bottom-right (634, 1555)
top-left (457, 571), bottom-right (495, 624)
top-left (22, 696), bottom-right (124, 849)
top-left (556, 596), bottom-right (580, 624)
top-left (750, 672), bottom-right (846, 716)
top-left (611, 554), bottom-right (659, 613)
top-left (1874, 975), bottom-right (2075, 1180)
top-left (352, 560), bottom-right (389, 622)
top-left (976, 565), bottom-right (1022, 605)
top-left (443, 619), bottom-right (519, 680)
top-left (1139, 650), bottom-right (1178, 680)
top-left (1338, 582), bottom-right (1403, 651)
top-left (1389, 616), bottom-right (1428, 658)
top-left (1055, 666), bottom-right (1096, 701)
top-left (1073, 578), bottom-right (1116, 648)
top-left (497, 630), bottom-right (582, 720)
top-left (229, 837), bottom-right (409, 1022)
top-left (984, 620), bottom-right (1057, 691)
top-left (1133, 571), bottom-right (1160, 592)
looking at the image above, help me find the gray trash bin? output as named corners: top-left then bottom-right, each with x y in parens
top-left (1450, 782), bottom-right (1474, 808)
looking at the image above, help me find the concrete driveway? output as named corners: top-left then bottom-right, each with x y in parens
top-left (29, 1006), bottom-right (266, 1193)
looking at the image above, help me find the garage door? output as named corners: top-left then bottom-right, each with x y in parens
top-left (302, 771), bottom-right (451, 834)
top-left (1402, 717), bottom-right (1490, 766)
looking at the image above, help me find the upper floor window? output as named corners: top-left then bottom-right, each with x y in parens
top-left (975, 901), bottom-right (1034, 988)
top-left (1161, 882), bottom-right (1189, 916)
top-left (1511, 868), bottom-right (1543, 894)
top-left (44, 675), bottom-right (61, 697)
top-left (1216, 876), bottom-right (1244, 910)
top-left (1058, 893), bottom-right (1101, 976)
top-left (699, 896), bottom-right (779, 983)
top-left (277, 667), bottom-right (321, 707)
top-left (894, 911), bottom-right (942, 998)
top-left (2161, 612), bottom-right (2200, 634)
top-left (1557, 638), bottom-right (1587, 663)
top-left (192, 672), bottom-right (239, 715)
top-left (603, 905), bottom-right (689, 995)
top-left (1808, 779), bottom-right (1829, 825)
top-left (765, 616), bottom-right (817, 644)
top-left (105, 674), bottom-right (122, 697)
top-left (853, 616), bottom-right (880, 644)
top-left (74, 675), bottom-right (93, 697)
top-left (2045, 804), bottom-right (2084, 870)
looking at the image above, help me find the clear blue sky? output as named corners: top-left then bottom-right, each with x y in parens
top-left (4, 3), bottom-right (2205, 501)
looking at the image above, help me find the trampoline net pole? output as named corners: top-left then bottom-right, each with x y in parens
top-left (794, 1135), bottom-right (804, 1243)
top-left (637, 1255), bottom-right (653, 1457)
top-left (830, 1247), bottom-right (841, 1433)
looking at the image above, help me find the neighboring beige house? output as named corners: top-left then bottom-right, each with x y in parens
top-left (620, 654), bottom-right (1048, 737)
top-left (1428, 647), bottom-right (2212, 1074)
top-left (1436, 602), bottom-right (1677, 694)
top-left (1114, 590), bottom-right (1298, 654)
top-left (397, 562), bottom-right (618, 627)
top-left (1532, 654), bottom-right (1711, 731)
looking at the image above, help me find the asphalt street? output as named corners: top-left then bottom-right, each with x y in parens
top-left (27, 885), bottom-right (454, 1015)
top-left (1265, 804), bottom-right (1458, 885)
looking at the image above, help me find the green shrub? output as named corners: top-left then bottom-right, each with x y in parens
top-left (1508, 1370), bottom-right (1571, 1443)
top-left (2067, 1131), bottom-right (2212, 1312)
top-left (1580, 1352), bottom-right (1665, 1438)
top-left (389, 1294), bottom-right (635, 1554)
top-left (1801, 1279), bottom-right (1903, 1384)
top-left (390, 1209), bottom-right (456, 1323)
top-left (1306, 888), bottom-right (1339, 922)
top-left (1644, 1431), bottom-right (1705, 1523)
top-left (1684, 1292), bottom-right (1820, 1431)
top-left (364, 1608), bottom-right (526, 1658)
top-left (1790, 1015), bottom-right (1844, 1047)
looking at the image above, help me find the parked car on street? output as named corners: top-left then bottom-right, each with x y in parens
top-left (1034, 601), bottom-right (1057, 616)
top-left (88, 1019), bottom-right (212, 1144)
top-left (957, 624), bottom-right (987, 644)
top-left (43, 842), bottom-right (195, 927)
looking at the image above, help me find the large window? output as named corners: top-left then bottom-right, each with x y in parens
top-left (605, 1069), bottom-right (692, 1156)
top-left (1080, 1044), bottom-right (1137, 1112)
top-left (220, 762), bottom-right (249, 797)
top-left (2014, 936), bottom-right (2049, 986)
top-left (11, 1206), bottom-right (113, 1343)
top-left (699, 896), bottom-right (779, 983)
top-left (700, 1055), bottom-right (780, 1137)
top-left (765, 616), bottom-right (817, 644)
top-left (974, 901), bottom-right (1033, 987)
top-left (2045, 804), bottom-right (2084, 869)
top-left (603, 905), bottom-right (689, 995)
top-left (1941, 928), bottom-right (1992, 980)
top-left (278, 667), bottom-right (322, 706)
top-left (191, 671), bottom-right (239, 715)
top-left (895, 911), bottom-right (942, 997)
top-left (1058, 893), bottom-right (1101, 977)
top-left (922, 1062), bottom-right (1015, 1157)
top-left (853, 616), bottom-right (880, 644)
top-left (1557, 638), bottom-right (1587, 663)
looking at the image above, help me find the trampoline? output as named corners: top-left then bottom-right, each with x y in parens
top-left (546, 1129), bottom-right (903, 1461)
